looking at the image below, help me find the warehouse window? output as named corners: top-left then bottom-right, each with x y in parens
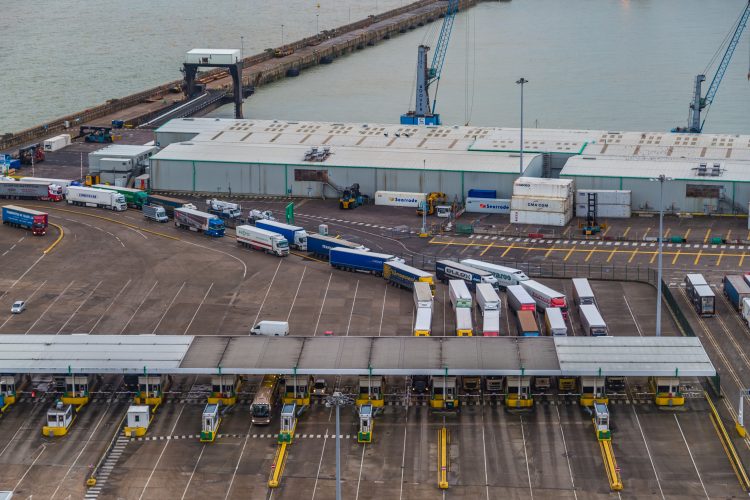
top-left (294, 169), bottom-right (328, 182)
top-left (686, 184), bottom-right (721, 199)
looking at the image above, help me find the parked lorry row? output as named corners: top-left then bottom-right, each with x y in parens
top-left (1, 205), bottom-right (48, 236)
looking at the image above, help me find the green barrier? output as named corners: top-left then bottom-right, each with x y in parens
top-left (456, 223), bottom-right (473, 235)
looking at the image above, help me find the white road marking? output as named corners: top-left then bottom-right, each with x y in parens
top-left (25, 280), bottom-right (75, 334)
top-left (313, 273), bottom-right (333, 336)
top-left (554, 406), bottom-right (578, 499)
top-left (184, 282), bottom-right (214, 335)
top-left (480, 406), bottom-right (490, 500)
top-left (223, 420), bottom-right (255, 500)
top-left (120, 281), bottom-right (159, 334)
top-left (674, 414), bottom-right (709, 499)
top-left (286, 266), bottom-right (307, 322)
top-left (378, 283), bottom-right (388, 336)
top-left (7, 254), bottom-right (45, 293)
top-left (354, 444), bottom-right (367, 500)
top-left (1, 251), bottom-right (7, 257)
top-left (88, 279), bottom-right (131, 333)
top-left (310, 433), bottom-right (330, 500)
top-left (179, 444), bottom-right (206, 500)
top-left (443, 287), bottom-right (447, 336)
top-left (398, 393), bottom-right (410, 500)
top-left (17, 237), bottom-right (24, 243)
top-left (630, 405), bottom-right (665, 499)
top-left (9, 244), bottom-right (16, 251)
top-left (251, 260), bottom-right (282, 329)
top-left (181, 240), bottom-right (247, 279)
top-left (11, 444), bottom-right (46, 494)
top-left (138, 404), bottom-right (186, 500)
top-left (56, 280), bottom-right (103, 334)
top-left (623, 294), bottom-right (642, 336)
top-left (520, 416), bottom-right (534, 499)
top-left (346, 280), bottom-right (360, 336)
top-left (152, 281), bottom-right (186, 334)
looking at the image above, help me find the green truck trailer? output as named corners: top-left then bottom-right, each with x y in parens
top-left (93, 184), bottom-right (148, 209)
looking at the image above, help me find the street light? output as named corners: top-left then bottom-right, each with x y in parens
top-left (649, 174), bottom-right (673, 337)
top-left (324, 391), bottom-right (354, 500)
top-left (516, 78), bottom-right (528, 174)
top-left (281, 24), bottom-right (285, 45)
top-left (240, 35), bottom-right (244, 60)
top-left (316, 13), bottom-right (320, 33)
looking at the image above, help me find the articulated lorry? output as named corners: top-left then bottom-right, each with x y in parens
top-left (520, 280), bottom-right (568, 318)
top-left (329, 248), bottom-right (403, 275)
top-left (383, 261), bottom-right (435, 292)
top-left (93, 185), bottom-right (148, 209)
top-left (67, 186), bottom-right (127, 211)
top-left (413, 307), bottom-right (433, 336)
top-left (506, 285), bottom-right (536, 313)
top-left (255, 219), bottom-right (307, 250)
top-left (460, 259), bottom-right (528, 289)
top-left (475, 283), bottom-right (501, 336)
top-left (146, 194), bottom-right (195, 217)
top-left (174, 207), bottom-right (225, 237)
top-left (307, 233), bottom-right (367, 259)
top-left (579, 304), bottom-right (608, 336)
top-left (236, 225), bottom-right (289, 256)
top-left (206, 198), bottom-right (242, 220)
top-left (413, 282), bottom-right (434, 310)
top-left (724, 275), bottom-right (750, 311)
top-left (2, 205), bottom-right (48, 235)
top-left (449, 280), bottom-right (473, 336)
top-left (0, 180), bottom-right (63, 202)
top-left (435, 260), bottom-right (499, 290)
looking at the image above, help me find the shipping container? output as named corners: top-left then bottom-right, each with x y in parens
top-left (467, 189), bottom-right (497, 199)
top-left (513, 177), bottom-right (574, 199)
top-left (414, 307), bottom-right (432, 336)
top-left (544, 307), bottom-right (567, 336)
top-left (579, 304), bottom-right (608, 336)
top-left (576, 190), bottom-right (631, 206)
top-left (449, 280), bottom-right (473, 309)
top-left (413, 282), bottom-right (434, 309)
top-left (460, 259), bottom-right (528, 289)
top-left (455, 307), bottom-right (473, 336)
top-left (723, 275), bottom-right (750, 311)
top-left (684, 274), bottom-right (714, 317)
top-left (510, 209), bottom-right (572, 227)
top-left (43, 134), bottom-right (71, 152)
top-left (520, 280), bottom-right (568, 317)
top-left (511, 196), bottom-right (571, 213)
top-left (384, 261), bottom-right (435, 292)
top-left (435, 260), bottom-right (499, 290)
top-left (185, 48), bottom-right (241, 65)
top-left (329, 248), bottom-right (402, 275)
top-left (516, 310), bottom-right (540, 337)
top-left (464, 197), bottom-right (511, 214)
top-left (572, 278), bottom-right (596, 307)
top-left (374, 190), bottom-right (426, 208)
top-left (506, 285), bottom-right (536, 312)
top-left (307, 233), bottom-right (367, 259)
top-left (575, 203), bottom-right (632, 218)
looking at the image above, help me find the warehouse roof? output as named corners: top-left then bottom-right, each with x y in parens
top-left (560, 155), bottom-right (750, 182)
top-left (89, 144), bottom-right (158, 158)
top-left (155, 118), bottom-right (242, 136)
top-left (0, 335), bottom-right (715, 377)
top-left (151, 140), bottom-right (539, 174)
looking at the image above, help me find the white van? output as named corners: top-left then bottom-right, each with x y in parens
top-left (250, 320), bottom-right (289, 336)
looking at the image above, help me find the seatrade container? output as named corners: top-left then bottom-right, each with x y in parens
top-left (464, 198), bottom-right (511, 214)
top-left (510, 209), bottom-right (571, 227)
top-left (374, 191), bottom-right (426, 208)
top-left (511, 196), bottom-right (571, 213)
top-left (513, 177), bottom-right (574, 199)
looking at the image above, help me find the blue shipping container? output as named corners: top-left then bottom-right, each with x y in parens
top-left (467, 189), bottom-right (497, 199)
top-left (330, 248), bottom-right (396, 275)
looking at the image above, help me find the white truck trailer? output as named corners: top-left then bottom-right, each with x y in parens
top-left (475, 283), bottom-right (501, 336)
top-left (66, 186), bottom-right (126, 211)
top-left (413, 307), bottom-right (433, 336)
top-left (413, 282), bottom-right (434, 310)
top-left (460, 259), bottom-right (529, 289)
top-left (579, 304), bottom-right (608, 336)
top-left (236, 225), bottom-right (289, 257)
top-left (449, 280), bottom-right (473, 336)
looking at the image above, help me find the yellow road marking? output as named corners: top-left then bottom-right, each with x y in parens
top-left (584, 248), bottom-right (595, 262)
top-left (628, 247), bottom-right (639, 263)
top-left (480, 242), bottom-right (494, 256)
top-left (622, 226), bottom-right (631, 238)
top-left (672, 249), bottom-right (681, 265)
top-left (563, 226), bottom-right (572, 237)
top-left (44, 223), bottom-right (64, 254)
top-left (643, 227), bottom-right (651, 239)
top-left (564, 247), bottom-right (576, 261)
top-left (684, 228), bottom-right (692, 240)
top-left (606, 248), bottom-right (617, 263)
top-left (716, 251), bottom-right (724, 266)
top-left (741, 253), bottom-right (747, 267)
top-left (603, 225), bottom-right (611, 236)
top-left (694, 249), bottom-right (703, 265)
top-left (663, 228), bottom-right (671, 239)
top-left (544, 247), bottom-right (557, 258)
top-left (649, 249), bottom-right (658, 264)
top-left (704, 228), bottom-right (711, 244)
top-left (500, 243), bottom-right (515, 258)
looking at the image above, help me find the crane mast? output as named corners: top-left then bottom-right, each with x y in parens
top-left (401, 0), bottom-right (459, 126)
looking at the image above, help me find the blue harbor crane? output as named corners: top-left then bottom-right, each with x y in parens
top-left (674, 1), bottom-right (750, 133)
top-left (400, 0), bottom-right (459, 126)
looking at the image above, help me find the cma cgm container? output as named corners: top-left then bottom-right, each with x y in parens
top-left (307, 233), bottom-right (366, 259)
top-left (2, 205), bottom-right (48, 235)
top-left (520, 280), bottom-right (568, 317)
top-left (506, 285), bottom-right (536, 313)
top-left (723, 275), bottom-right (750, 311)
top-left (464, 197), bottom-right (511, 214)
top-left (511, 196), bottom-right (571, 213)
top-left (460, 259), bottom-right (528, 289)
top-left (329, 248), bottom-right (402, 275)
top-left (384, 261), bottom-right (435, 292)
top-left (374, 191), bottom-right (426, 208)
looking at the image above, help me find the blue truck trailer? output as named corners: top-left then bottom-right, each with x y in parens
top-left (2, 205), bottom-right (48, 236)
top-left (329, 248), bottom-right (402, 275)
top-left (255, 219), bottom-right (308, 250)
top-left (307, 233), bottom-right (367, 259)
top-left (383, 261), bottom-right (436, 292)
top-left (723, 275), bottom-right (750, 311)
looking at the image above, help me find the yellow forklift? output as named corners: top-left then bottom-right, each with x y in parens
top-left (339, 183), bottom-right (363, 209)
top-left (416, 192), bottom-right (447, 216)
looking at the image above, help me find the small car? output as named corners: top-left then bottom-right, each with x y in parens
top-left (10, 301), bottom-right (26, 314)
top-left (312, 378), bottom-right (328, 397)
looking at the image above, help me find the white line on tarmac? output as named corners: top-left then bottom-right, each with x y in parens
top-left (480, 406), bottom-right (490, 500)
top-left (630, 405), bottom-right (665, 499)
top-left (554, 405), bottom-right (578, 499)
top-left (49, 397), bottom-right (116, 499)
top-left (520, 416), bottom-right (534, 499)
top-left (354, 444), bottom-right (366, 500)
top-left (442, 287), bottom-right (447, 336)
top-left (398, 392), bottom-right (410, 500)
top-left (0, 413), bottom-right (34, 459)
top-left (286, 266), bottom-right (307, 322)
top-left (120, 281), bottom-right (158, 334)
top-left (378, 283), bottom-right (388, 336)
top-left (184, 282), bottom-right (213, 335)
top-left (623, 294), bottom-right (643, 336)
top-left (252, 260), bottom-right (282, 329)
top-left (346, 280), bottom-right (360, 336)
top-left (88, 279), bottom-right (131, 333)
top-left (56, 280), bottom-right (102, 334)
top-left (17, 237), bottom-right (24, 243)
top-left (0, 280), bottom-right (47, 330)
top-left (181, 240), bottom-right (247, 279)
top-left (11, 444), bottom-right (46, 494)
top-left (25, 280), bottom-right (75, 334)
top-left (152, 281), bottom-right (186, 334)
top-left (180, 444), bottom-right (207, 500)
top-left (6, 254), bottom-right (45, 294)
top-left (674, 414), bottom-right (709, 499)
top-left (223, 420), bottom-right (255, 500)
top-left (138, 404), bottom-right (186, 500)
top-left (310, 431), bottom-right (330, 500)
top-left (313, 273), bottom-right (333, 336)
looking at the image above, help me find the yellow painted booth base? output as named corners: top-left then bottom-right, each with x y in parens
top-left (61, 395), bottom-right (89, 407)
top-left (505, 396), bottom-right (534, 409)
top-left (42, 425), bottom-right (71, 437)
top-left (207, 395), bottom-right (237, 406)
top-left (134, 396), bottom-right (162, 406)
top-left (356, 397), bottom-right (384, 408)
top-left (654, 394), bottom-right (685, 407)
top-left (580, 395), bottom-right (609, 407)
top-left (3, 394), bottom-right (16, 405)
top-left (282, 395), bottom-right (310, 406)
top-left (124, 426), bottom-right (148, 438)
top-left (430, 398), bottom-right (459, 410)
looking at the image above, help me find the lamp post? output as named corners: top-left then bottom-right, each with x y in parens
top-left (240, 36), bottom-right (244, 60)
top-left (281, 24), bottom-right (285, 45)
top-left (516, 78), bottom-right (528, 174)
top-left (650, 174), bottom-right (672, 336)
top-left (316, 13), bottom-right (320, 33)
top-left (324, 391), bottom-right (354, 500)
